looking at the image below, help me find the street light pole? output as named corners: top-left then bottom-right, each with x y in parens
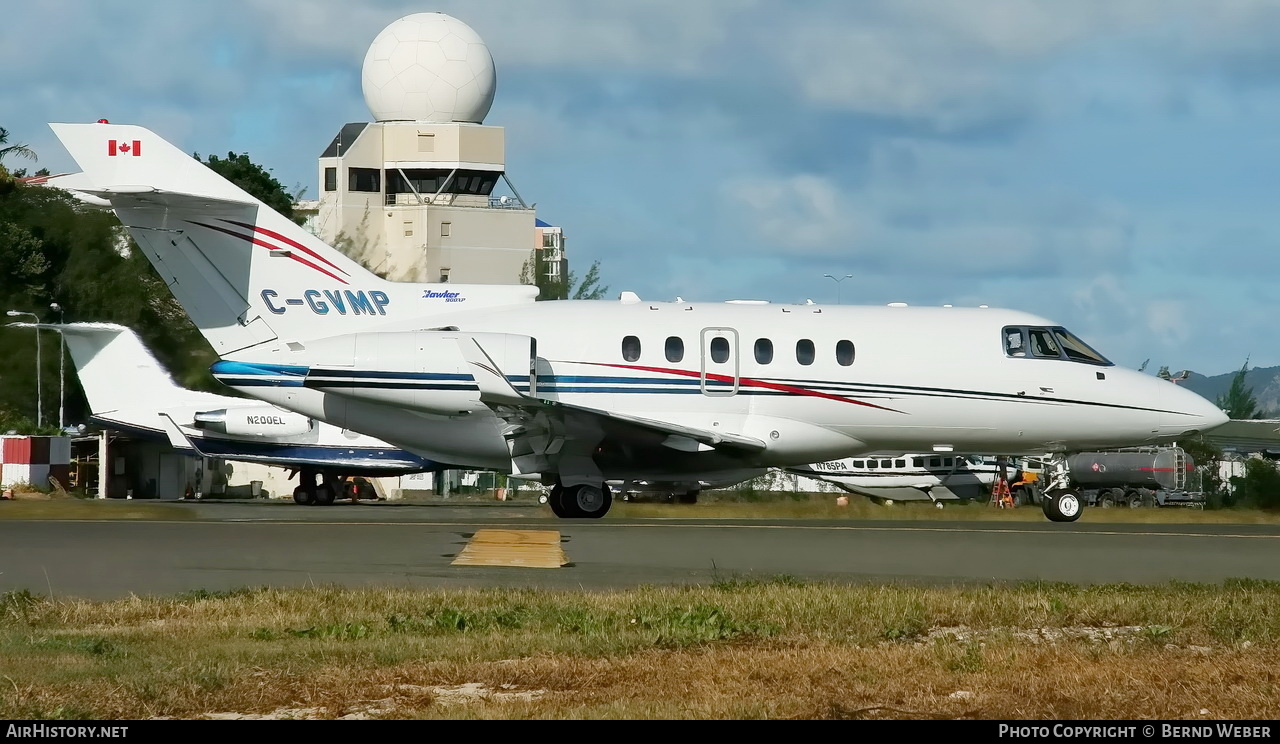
top-left (5, 310), bottom-right (42, 428)
top-left (50, 303), bottom-right (65, 431)
top-left (823, 273), bottom-right (854, 304)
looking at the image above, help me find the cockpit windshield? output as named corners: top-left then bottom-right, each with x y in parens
top-left (1002, 325), bottom-right (1112, 366)
top-left (1052, 327), bottom-right (1111, 365)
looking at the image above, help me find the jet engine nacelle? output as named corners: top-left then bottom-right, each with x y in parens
top-left (300, 330), bottom-right (537, 416)
top-left (193, 406), bottom-right (314, 438)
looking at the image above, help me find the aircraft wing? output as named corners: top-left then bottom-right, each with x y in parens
top-left (458, 338), bottom-right (767, 484)
top-left (1204, 419), bottom-right (1280, 453)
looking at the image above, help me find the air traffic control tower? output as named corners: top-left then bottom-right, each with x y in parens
top-left (303, 13), bottom-right (562, 285)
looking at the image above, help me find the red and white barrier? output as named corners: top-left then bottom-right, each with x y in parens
top-left (0, 436), bottom-right (72, 490)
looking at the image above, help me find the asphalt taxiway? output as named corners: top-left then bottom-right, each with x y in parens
top-left (2, 501), bottom-right (1278, 599)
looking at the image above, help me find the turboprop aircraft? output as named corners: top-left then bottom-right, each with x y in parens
top-left (8, 321), bottom-right (440, 504)
top-left (46, 121), bottom-right (1229, 522)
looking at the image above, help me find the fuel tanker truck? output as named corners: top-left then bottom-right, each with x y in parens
top-left (1065, 447), bottom-right (1205, 508)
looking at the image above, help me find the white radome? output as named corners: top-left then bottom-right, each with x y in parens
top-left (361, 12), bottom-right (496, 124)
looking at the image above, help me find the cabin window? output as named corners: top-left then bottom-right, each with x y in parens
top-left (852, 460), bottom-right (865, 468)
top-left (912, 457), bottom-right (923, 467)
top-left (895, 459), bottom-right (906, 468)
top-left (665, 336), bottom-right (684, 363)
top-left (867, 460), bottom-right (878, 469)
top-left (348, 167), bottom-right (380, 192)
top-left (944, 457), bottom-right (954, 467)
top-left (836, 340), bottom-right (855, 366)
top-left (755, 338), bottom-right (773, 364)
top-left (796, 339), bottom-right (815, 366)
top-left (880, 460), bottom-right (893, 468)
top-left (622, 335), bottom-right (641, 362)
top-left (324, 167), bottom-right (337, 192)
top-left (929, 457), bottom-right (941, 467)
top-left (710, 336), bottom-right (730, 363)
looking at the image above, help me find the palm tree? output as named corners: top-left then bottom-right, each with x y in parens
top-left (0, 127), bottom-right (37, 167)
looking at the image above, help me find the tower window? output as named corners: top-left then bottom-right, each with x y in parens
top-left (324, 167), bottom-right (337, 192)
top-left (348, 167), bottom-right (380, 193)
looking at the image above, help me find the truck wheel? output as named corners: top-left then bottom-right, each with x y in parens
top-left (1126, 490), bottom-right (1143, 508)
top-left (1042, 488), bottom-right (1083, 523)
top-left (1098, 490), bottom-right (1115, 508)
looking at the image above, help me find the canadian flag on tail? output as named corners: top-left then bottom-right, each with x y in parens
top-left (107, 139), bottom-right (141, 157)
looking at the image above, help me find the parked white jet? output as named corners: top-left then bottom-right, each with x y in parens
top-left (9, 321), bottom-right (441, 504)
top-left (47, 122), bottom-right (1229, 522)
top-left (791, 454), bottom-right (1005, 506)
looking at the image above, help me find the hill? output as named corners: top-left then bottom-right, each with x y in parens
top-left (1181, 365), bottom-right (1280, 416)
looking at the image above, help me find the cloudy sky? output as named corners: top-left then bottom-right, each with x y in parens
top-left (6, 0), bottom-right (1280, 375)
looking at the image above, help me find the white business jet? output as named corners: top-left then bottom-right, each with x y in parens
top-left (790, 454), bottom-right (1004, 506)
top-left (8, 321), bottom-right (440, 504)
top-left (46, 122), bottom-right (1228, 522)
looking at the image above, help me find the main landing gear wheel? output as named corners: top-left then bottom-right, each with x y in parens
top-left (292, 485), bottom-right (316, 505)
top-left (934, 502), bottom-right (945, 510)
top-left (315, 480), bottom-right (338, 506)
top-left (552, 483), bottom-right (613, 519)
top-left (1042, 488), bottom-right (1083, 523)
top-left (546, 485), bottom-right (568, 518)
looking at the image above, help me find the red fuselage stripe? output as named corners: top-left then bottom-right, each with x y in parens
top-left (586, 362), bottom-right (903, 413)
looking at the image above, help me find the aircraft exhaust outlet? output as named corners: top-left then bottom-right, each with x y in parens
top-left (193, 407), bottom-right (314, 438)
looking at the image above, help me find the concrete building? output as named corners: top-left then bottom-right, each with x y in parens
top-left (298, 12), bottom-right (563, 287)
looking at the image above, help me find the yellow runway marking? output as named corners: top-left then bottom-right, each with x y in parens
top-left (451, 529), bottom-right (568, 569)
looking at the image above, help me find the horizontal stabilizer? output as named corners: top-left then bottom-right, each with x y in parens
top-left (158, 414), bottom-right (197, 452)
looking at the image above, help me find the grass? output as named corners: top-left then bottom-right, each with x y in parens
top-left (612, 498), bottom-right (1280, 524)
top-left (0, 580), bottom-right (1278, 719)
top-left (0, 500), bottom-right (194, 521)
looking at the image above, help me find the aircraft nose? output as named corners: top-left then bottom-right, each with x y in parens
top-left (1162, 386), bottom-right (1229, 438)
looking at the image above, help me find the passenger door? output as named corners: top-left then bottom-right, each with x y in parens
top-left (700, 327), bottom-right (740, 397)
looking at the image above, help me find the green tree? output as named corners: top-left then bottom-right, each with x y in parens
top-left (569, 259), bottom-right (609, 300)
top-left (0, 181), bottom-right (221, 432)
top-left (0, 126), bottom-right (37, 175)
top-left (519, 252), bottom-right (609, 301)
top-left (1216, 360), bottom-right (1260, 420)
top-left (1228, 458), bottom-right (1280, 510)
top-left (196, 152), bottom-right (300, 224)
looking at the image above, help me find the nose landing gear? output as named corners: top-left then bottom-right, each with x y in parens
top-left (1041, 455), bottom-right (1083, 522)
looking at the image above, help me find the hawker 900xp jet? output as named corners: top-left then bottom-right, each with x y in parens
top-left (47, 122), bottom-right (1228, 522)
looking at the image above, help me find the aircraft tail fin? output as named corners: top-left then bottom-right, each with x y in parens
top-left (8, 322), bottom-right (231, 418)
top-left (48, 122), bottom-right (537, 357)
